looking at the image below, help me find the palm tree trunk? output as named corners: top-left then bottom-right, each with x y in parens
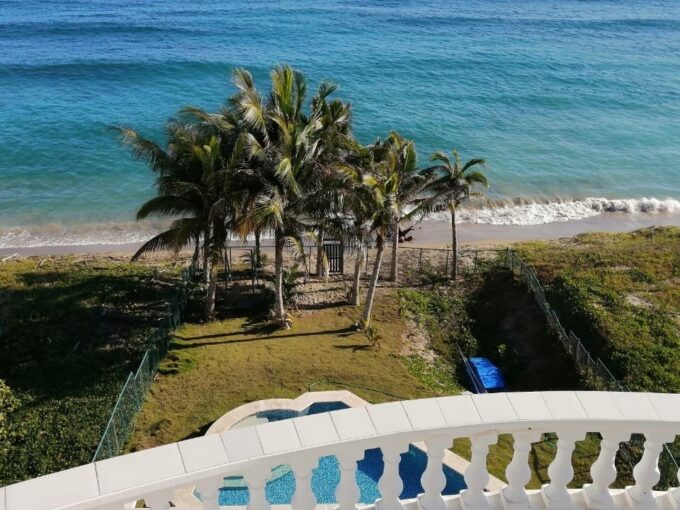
top-left (204, 260), bottom-right (217, 320)
top-left (191, 234), bottom-right (200, 272)
top-left (350, 245), bottom-right (365, 306)
top-left (390, 220), bottom-right (399, 282)
top-left (451, 207), bottom-right (458, 279)
top-left (274, 232), bottom-right (288, 327)
top-left (361, 235), bottom-right (385, 329)
top-left (203, 229), bottom-right (210, 285)
top-left (316, 227), bottom-right (325, 277)
top-left (254, 229), bottom-right (262, 268)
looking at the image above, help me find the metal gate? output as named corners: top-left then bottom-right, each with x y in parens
top-left (323, 241), bottom-right (344, 274)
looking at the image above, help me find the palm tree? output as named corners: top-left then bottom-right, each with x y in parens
top-left (340, 141), bottom-right (403, 329)
top-left (114, 116), bottom-right (243, 320)
top-left (232, 65), bottom-right (351, 327)
top-left (380, 132), bottom-right (430, 283)
top-left (424, 150), bottom-right (488, 279)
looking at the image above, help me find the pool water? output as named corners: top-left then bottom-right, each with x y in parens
top-left (216, 402), bottom-right (466, 505)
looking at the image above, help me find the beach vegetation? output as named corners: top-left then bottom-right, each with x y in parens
top-left (515, 227), bottom-right (680, 393)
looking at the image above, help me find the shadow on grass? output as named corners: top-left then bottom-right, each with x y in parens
top-left (333, 343), bottom-right (373, 352)
top-left (466, 267), bottom-right (582, 392)
top-left (170, 326), bottom-right (357, 349)
top-left (0, 265), bottom-right (178, 485)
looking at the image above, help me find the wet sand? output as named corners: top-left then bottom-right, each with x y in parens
top-left (1, 212), bottom-right (678, 257)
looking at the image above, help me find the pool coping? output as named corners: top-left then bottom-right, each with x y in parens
top-left (206, 390), bottom-right (368, 435)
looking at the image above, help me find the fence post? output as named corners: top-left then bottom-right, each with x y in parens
top-left (418, 249), bottom-right (423, 274)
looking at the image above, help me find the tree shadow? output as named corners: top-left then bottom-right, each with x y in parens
top-left (466, 267), bottom-right (582, 392)
top-left (0, 265), bottom-right (179, 483)
top-left (170, 326), bottom-right (357, 349)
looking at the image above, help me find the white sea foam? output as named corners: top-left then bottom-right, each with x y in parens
top-left (449, 197), bottom-right (680, 226)
top-left (0, 221), bottom-right (166, 249)
top-left (1, 197), bottom-right (679, 249)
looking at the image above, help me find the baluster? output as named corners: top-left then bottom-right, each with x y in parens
top-left (336, 449), bottom-right (364, 510)
top-left (291, 457), bottom-right (319, 510)
top-left (668, 467), bottom-right (680, 510)
top-left (461, 432), bottom-right (498, 510)
top-left (584, 432), bottom-right (628, 510)
top-left (501, 431), bottom-right (541, 510)
top-left (541, 430), bottom-right (585, 510)
top-left (244, 467), bottom-right (272, 510)
top-left (376, 442), bottom-right (409, 510)
top-left (626, 433), bottom-right (675, 510)
top-left (199, 476), bottom-right (225, 510)
top-left (144, 490), bottom-right (172, 509)
top-left (419, 435), bottom-right (453, 510)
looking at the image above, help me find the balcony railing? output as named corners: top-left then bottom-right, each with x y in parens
top-left (2, 391), bottom-right (680, 510)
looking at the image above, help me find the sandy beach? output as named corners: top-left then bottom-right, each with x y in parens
top-left (2, 212), bottom-right (678, 258)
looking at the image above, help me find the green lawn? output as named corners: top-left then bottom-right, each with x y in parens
top-left (0, 256), bottom-right (182, 485)
top-left (126, 292), bottom-right (460, 451)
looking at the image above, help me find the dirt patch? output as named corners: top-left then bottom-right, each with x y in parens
top-left (625, 293), bottom-right (654, 309)
top-left (400, 319), bottom-right (437, 363)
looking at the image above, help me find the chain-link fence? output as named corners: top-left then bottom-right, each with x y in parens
top-left (92, 264), bottom-right (195, 462)
top-left (506, 249), bottom-right (679, 489)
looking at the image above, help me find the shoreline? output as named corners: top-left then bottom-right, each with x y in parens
top-left (1, 212), bottom-right (678, 258)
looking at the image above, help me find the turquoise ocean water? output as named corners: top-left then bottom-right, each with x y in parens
top-left (1, 0), bottom-right (680, 247)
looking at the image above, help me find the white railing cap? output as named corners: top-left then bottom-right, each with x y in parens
top-left (402, 398), bottom-right (447, 430)
top-left (178, 434), bottom-right (229, 473)
top-left (330, 406), bottom-right (376, 440)
top-left (95, 443), bottom-right (185, 495)
top-left (5, 464), bottom-right (98, 510)
top-left (293, 412), bottom-right (340, 447)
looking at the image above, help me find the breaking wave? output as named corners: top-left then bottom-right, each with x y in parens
top-left (441, 197), bottom-right (680, 226)
top-left (1, 197), bottom-right (679, 249)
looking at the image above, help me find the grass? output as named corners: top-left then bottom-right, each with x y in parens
top-left (515, 227), bottom-right (680, 392)
top-left (126, 292), bottom-right (446, 451)
top-left (0, 256), bottom-right (182, 485)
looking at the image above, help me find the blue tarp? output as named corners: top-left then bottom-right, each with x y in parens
top-left (468, 357), bottom-right (506, 392)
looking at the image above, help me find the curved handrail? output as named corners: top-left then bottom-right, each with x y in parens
top-left (4, 391), bottom-right (680, 510)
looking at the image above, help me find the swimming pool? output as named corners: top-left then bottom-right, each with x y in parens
top-left (216, 401), bottom-right (466, 505)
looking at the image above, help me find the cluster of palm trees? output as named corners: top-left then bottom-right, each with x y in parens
top-left (115, 65), bottom-right (488, 328)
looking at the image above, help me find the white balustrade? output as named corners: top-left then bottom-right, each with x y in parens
top-left (541, 430), bottom-right (586, 510)
top-left (376, 443), bottom-right (410, 510)
top-left (198, 476), bottom-right (225, 510)
top-left (143, 490), bottom-right (171, 509)
top-left (243, 467), bottom-right (272, 510)
top-left (461, 432), bottom-right (497, 510)
top-left (2, 391), bottom-right (680, 510)
top-left (584, 432), bottom-right (628, 510)
top-left (668, 468), bottom-right (680, 510)
top-left (418, 435), bottom-right (453, 510)
top-left (291, 457), bottom-right (319, 510)
top-left (335, 449), bottom-right (364, 510)
top-left (626, 432), bottom-right (676, 510)
top-left (501, 430), bottom-right (541, 510)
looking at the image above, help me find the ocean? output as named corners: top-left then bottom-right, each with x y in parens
top-left (1, 0), bottom-right (680, 248)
